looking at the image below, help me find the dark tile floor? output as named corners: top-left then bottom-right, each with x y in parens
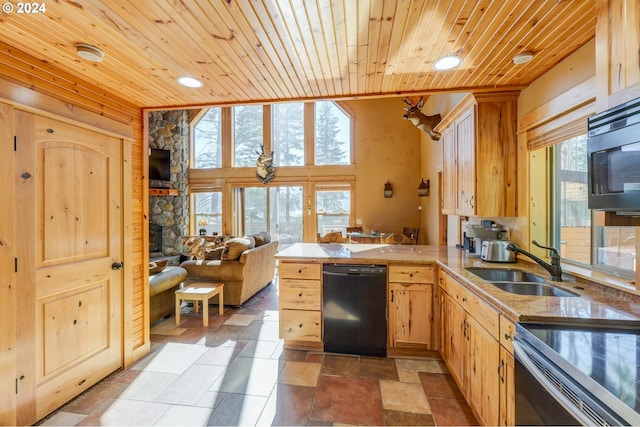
top-left (40, 278), bottom-right (477, 426)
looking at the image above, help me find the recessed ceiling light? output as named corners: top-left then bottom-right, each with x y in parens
top-left (75, 43), bottom-right (105, 62)
top-left (513, 52), bottom-right (534, 64)
top-left (177, 76), bottom-right (203, 88)
top-left (433, 54), bottom-right (462, 71)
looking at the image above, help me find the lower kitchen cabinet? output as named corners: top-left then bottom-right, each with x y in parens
top-left (499, 346), bottom-right (515, 426)
top-left (388, 265), bottom-right (435, 354)
top-left (499, 315), bottom-right (516, 426)
top-left (439, 270), bottom-right (507, 426)
top-left (278, 261), bottom-right (322, 348)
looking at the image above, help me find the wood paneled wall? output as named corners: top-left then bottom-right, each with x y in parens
top-left (0, 40), bottom-right (147, 423)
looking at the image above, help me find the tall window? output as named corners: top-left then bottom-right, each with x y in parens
top-left (272, 102), bottom-right (304, 166)
top-left (552, 135), bottom-right (635, 274)
top-left (314, 101), bottom-right (351, 165)
top-left (193, 108), bottom-right (222, 168)
top-left (316, 184), bottom-right (351, 235)
top-left (554, 135), bottom-right (591, 264)
top-left (193, 191), bottom-right (222, 235)
top-left (232, 186), bottom-right (303, 246)
top-left (233, 105), bottom-right (263, 167)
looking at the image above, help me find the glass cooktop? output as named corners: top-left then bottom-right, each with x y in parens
top-left (520, 323), bottom-right (640, 416)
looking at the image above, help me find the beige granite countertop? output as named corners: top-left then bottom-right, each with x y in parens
top-left (276, 243), bottom-right (640, 326)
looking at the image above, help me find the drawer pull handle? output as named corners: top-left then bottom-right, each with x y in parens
top-left (504, 333), bottom-right (512, 340)
top-left (462, 297), bottom-right (467, 302)
top-left (298, 269), bottom-right (302, 273)
top-left (299, 292), bottom-right (303, 297)
top-left (409, 273), bottom-right (413, 277)
top-left (299, 323), bottom-right (303, 328)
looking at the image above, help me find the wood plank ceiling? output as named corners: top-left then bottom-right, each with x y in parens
top-left (0, 0), bottom-right (595, 108)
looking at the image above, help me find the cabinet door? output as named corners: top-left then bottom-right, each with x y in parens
top-left (467, 316), bottom-right (501, 426)
top-left (456, 108), bottom-right (475, 215)
top-left (444, 294), bottom-right (467, 391)
top-left (441, 126), bottom-right (456, 214)
top-left (389, 283), bottom-right (433, 348)
top-left (499, 346), bottom-right (515, 426)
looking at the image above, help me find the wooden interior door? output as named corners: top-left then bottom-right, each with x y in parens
top-left (15, 112), bottom-right (123, 424)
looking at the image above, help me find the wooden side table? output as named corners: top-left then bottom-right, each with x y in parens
top-left (175, 283), bottom-right (224, 326)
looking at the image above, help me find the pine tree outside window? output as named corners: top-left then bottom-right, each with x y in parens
top-left (233, 105), bottom-right (263, 167)
top-left (193, 107), bottom-right (222, 169)
top-left (272, 102), bottom-right (304, 166)
top-left (314, 101), bottom-right (351, 165)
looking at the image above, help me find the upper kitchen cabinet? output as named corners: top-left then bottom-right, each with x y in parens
top-left (596, 0), bottom-right (640, 110)
top-left (436, 92), bottom-right (518, 217)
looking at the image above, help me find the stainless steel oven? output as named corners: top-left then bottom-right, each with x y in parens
top-left (514, 323), bottom-right (640, 426)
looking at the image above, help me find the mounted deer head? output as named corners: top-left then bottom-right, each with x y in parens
top-left (402, 96), bottom-right (442, 141)
top-left (255, 144), bottom-right (275, 183)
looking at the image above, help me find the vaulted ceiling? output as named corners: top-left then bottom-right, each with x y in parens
top-left (0, 0), bottom-right (595, 108)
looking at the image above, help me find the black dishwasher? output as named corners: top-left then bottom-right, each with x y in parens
top-left (322, 264), bottom-right (387, 357)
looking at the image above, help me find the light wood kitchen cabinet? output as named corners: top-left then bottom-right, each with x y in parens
top-left (388, 265), bottom-right (435, 353)
top-left (439, 270), bottom-right (503, 426)
top-left (435, 92), bottom-right (518, 217)
top-left (499, 315), bottom-right (516, 426)
top-left (595, 0), bottom-right (640, 111)
top-left (278, 262), bottom-right (322, 346)
top-left (441, 126), bottom-right (456, 214)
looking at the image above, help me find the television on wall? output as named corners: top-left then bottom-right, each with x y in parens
top-left (149, 148), bottom-right (171, 181)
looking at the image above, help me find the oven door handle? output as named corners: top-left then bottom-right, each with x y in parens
top-left (512, 340), bottom-right (594, 426)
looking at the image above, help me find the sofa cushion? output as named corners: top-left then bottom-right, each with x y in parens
top-left (221, 237), bottom-right (255, 261)
top-left (149, 266), bottom-right (188, 296)
top-left (181, 260), bottom-right (245, 282)
top-left (253, 231), bottom-right (271, 247)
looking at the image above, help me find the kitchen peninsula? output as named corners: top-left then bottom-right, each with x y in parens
top-left (276, 242), bottom-right (640, 425)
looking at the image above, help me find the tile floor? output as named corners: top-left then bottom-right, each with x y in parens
top-left (39, 279), bottom-right (477, 426)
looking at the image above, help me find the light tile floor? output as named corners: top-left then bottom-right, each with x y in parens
top-left (38, 278), bottom-right (477, 426)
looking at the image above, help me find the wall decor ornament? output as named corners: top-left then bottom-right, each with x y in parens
top-left (256, 145), bottom-right (275, 183)
top-left (384, 181), bottom-right (393, 198)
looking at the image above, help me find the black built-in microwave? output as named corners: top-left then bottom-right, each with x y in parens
top-left (588, 96), bottom-right (640, 212)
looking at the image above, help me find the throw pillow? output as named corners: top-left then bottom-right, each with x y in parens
top-left (252, 231), bottom-right (271, 247)
top-left (221, 237), bottom-right (255, 261)
top-left (149, 259), bottom-right (168, 275)
top-left (203, 246), bottom-right (224, 260)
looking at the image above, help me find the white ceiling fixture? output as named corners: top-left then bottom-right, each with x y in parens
top-left (177, 76), bottom-right (203, 88)
top-left (433, 54), bottom-right (463, 71)
top-left (75, 43), bottom-right (105, 62)
top-left (513, 52), bottom-right (534, 64)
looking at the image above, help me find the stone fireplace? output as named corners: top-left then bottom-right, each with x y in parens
top-left (148, 110), bottom-right (189, 258)
top-left (149, 223), bottom-right (163, 254)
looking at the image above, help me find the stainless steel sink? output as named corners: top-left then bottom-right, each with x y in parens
top-left (490, 281), bottom-right (579, 297)
top-left (465, 267), bottom-right (579, 297)
top-left (466, 268), bottom-right (546, 283)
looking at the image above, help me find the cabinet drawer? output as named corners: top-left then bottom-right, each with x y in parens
top-left (445, 274), bottom-right (472, 306)
top-left (445, 274), bottom-right (499, 338)
top-left (389, 265), bottom-right (434, 283)
top-left (279, 262), bottom-right (321, 280)
top-left (279, 278), bottom-right (321, 310)
top-left (279, 309), bottom-right (321, 341)
top-left (499, 315), bottom-right (516, 354)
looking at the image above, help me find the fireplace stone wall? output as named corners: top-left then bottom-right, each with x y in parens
top-left (148, 110), bottom-right (189, 257)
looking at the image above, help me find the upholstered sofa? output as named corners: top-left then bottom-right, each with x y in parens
top-left (180, 232), bottom-right (278, 307)
top-left (149, 266), bottom-right (188, 323)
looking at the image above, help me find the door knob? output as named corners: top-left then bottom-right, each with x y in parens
top-left (111, 262), bottom-right (124, 270)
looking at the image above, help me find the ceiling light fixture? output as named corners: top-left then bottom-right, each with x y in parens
top-left (75, 43), bottom-right (105, 62)
top-left (433, 54), bottom-right (462, 71)
top-left (513, 52), bottom-right (534, 65)
top-left (177, 76), bottom-right (203, 88)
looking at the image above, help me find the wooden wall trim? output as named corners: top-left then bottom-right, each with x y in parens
top-left (0, 79), bottom-right (134, 139)
top-left (0, 103), bottom-right (17, 426)
top-left (518, 76), bottom-right (596, 132)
